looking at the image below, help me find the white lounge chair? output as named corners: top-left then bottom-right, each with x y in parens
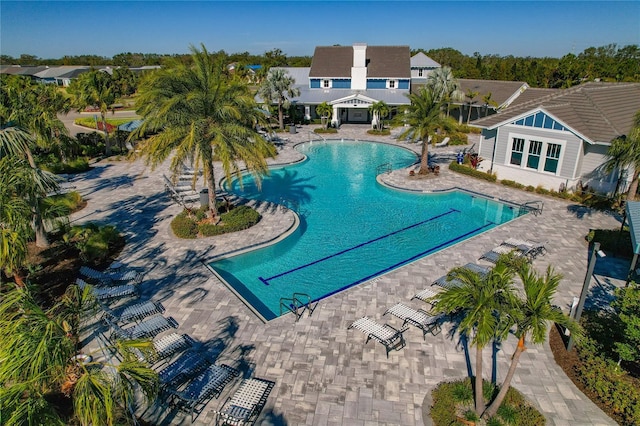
top-left (101, 300), bottom-right (165, 325)
top-left (434, 136), bottom-right (450, 147)
top-left (80, 265), bottom-right (144, 286)
top-left (501, 238), bottom-right (547, 258)
top-left (168, 364), bottom-right (240, 422)
top-left (348, 317), bottom-right (407, 358)
top-left (412, 287), bottom-right (440, 304)
top-left (479, 245), bottom-right (527, 264)
top-left (76, 278), bottom-right (138, 302)
top-left (432, 263), bottom-right (491, 289)
top-left (214, 378), bottom-right (275, 426)
top-left (384, 303), bottom-right (444, 339)
top-left (107, 315), bottom-right (178, 341)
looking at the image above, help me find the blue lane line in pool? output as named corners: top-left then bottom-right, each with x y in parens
top-left (259, 208), bottom-right (460, 285)
top-left (314, 221), bottom-right (496, 302)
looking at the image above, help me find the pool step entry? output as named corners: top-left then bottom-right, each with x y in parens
top-left (279, 293), bottom-right (319, 321)
top-left (519, 200), bottom-right (544, 216)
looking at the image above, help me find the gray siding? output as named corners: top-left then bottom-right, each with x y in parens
top-left (495, 125), bottom-right (582, 178)
top-left (479, 129), bottom-right (496, 159)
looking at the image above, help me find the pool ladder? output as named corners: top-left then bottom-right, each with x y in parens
top-left (520, 200), bottom-right (544, 216)
top-left (376, 162), bottom-right (392, 175)
top-left (279, 293), bottom-right (319, 321)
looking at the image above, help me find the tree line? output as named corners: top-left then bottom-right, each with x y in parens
top-left (419, 44), bottom-right (640, 88)
top-left (3, 43), bottom-right (638, 89)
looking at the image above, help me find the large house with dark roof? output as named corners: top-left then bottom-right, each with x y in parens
top-left (472, 82), bottom-right (640, 193)
top-left (272, 43), bottom-right (419, 126)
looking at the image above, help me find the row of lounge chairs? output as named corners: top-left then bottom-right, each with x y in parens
top-left (348, 299), bottom-right (444, 357)
top-left (479, 238), bottom-right (547, 264)
top-left (348, 237), bottom-right (548, 357)
top-left (81, 263), bottom-right (275, 424)
top-left (163, 173), bottom-right (201, 209)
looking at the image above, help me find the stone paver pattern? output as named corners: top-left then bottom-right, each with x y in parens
top-left (72, 125), bottom-right (626, 425)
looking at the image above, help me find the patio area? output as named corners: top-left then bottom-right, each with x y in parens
top-left (72, 124), bottom-right (626, 425)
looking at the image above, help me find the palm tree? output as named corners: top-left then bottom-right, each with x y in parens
top-left (258, 68), bottom-right (301, 130)
top-left (481, 92), bottom-right (499, 117)
top-left (394, 86), bottom-right (454, 174)
top-left (603, 111), bottom-right (640, 200)
top-left (0, 283), bottom-right (158, 426)
top-left (68, 70), bottom-right (116, 156)
top-left (0, 126), bottom-right (58, 249)
top-left (483, 264), bottom-right (579, 418)
top-left (465, 89), bottom-right (479, 123)
top-left (0, 156), bottom-right (32, 286)
top-left (426, 66), bottom-right (464, 116)
top-left (369, 101), bottom-right (390, 131)
top-left (1, 76), bottom-right (71, 161)
top-left (431, 260), bottom-right (519, 415)
top-left (316, 102), bottom-right (332, 130)
top-left (133, 44), bottom-right (276, 218)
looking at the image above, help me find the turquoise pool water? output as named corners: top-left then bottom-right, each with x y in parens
top-left (210, 140), bottom-right (523, 320)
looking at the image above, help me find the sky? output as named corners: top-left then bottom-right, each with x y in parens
top-left (1, 1), bottom-right (639, 60)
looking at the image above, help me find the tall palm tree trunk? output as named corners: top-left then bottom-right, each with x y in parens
top-left (25, 149), bottom-right (49, 248)
top-left (484, 336), bottom-right (526, 418)
top-left (204, 147), bottom-right (219, 218)
top-left (101, 112), bottom-right (112, 156)
top-left (278, 100), bottom-right (285, 130)
top-left (627, 170), bottom-right (640, 201)
top-left (419, 137), bottom-right (430, 174)
top-left (475, 344), bottom-right (485, 415)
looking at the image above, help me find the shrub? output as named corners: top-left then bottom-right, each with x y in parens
top-left (458, 123), bottom-right (482, 134)
top-left (575, 332), bottom-right (640, 426)
top-left (586, 228), bottom-right (633, 258)
top-left (535, 185), bottom-right (550, 195)
top-left (314, 128), bottom-right (338, 134)
top-left (500, 179), bottom-right (525, 189)
top-left (63, 223), bottom-right (123, 263)
top-left (449, 161), bottom-right (497, 182)
top-left (42, 157), bottom-right (91, 174)
top-left (45, 191), bottom-right (84, 215)
top-left (198, 222), bottom-right (223, 237)
top-left (430, 379), bottom-right (545, 426)
top-left (221, 205), bottom-right (261, 230)
top-left (367, 129), bottom-right (391, 136)
top-left (170, 205), bottom-right (261, 238)
top-left (525, 185), bottom-right (535, 192)
top-left (171, 211), bottom-right (198, 239)
top-left (449, 131), bottom-right (468, 146)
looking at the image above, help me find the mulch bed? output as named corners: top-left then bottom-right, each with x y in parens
top-left (548, 324), bottom-right (619, 423)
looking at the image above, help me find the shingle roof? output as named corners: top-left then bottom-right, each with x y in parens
top-left (472, 82), bottom-right (640, 143)
top-left (410, 52), bottom-right (440, 68)
top-left (458, 79), bottom-right (529, 108)
top-left (309, 45), bottom-right (410, 79)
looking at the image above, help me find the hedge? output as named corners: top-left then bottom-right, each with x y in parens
top-left (575, 335), bottom-right (640, 425)
top-left (449, 161), bottom-right (497, 182)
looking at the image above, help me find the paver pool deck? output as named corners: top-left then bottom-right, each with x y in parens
top-left (72, 125), bottom-right (627, 425)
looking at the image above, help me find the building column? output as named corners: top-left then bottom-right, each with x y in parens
top-left (304, 106), bottom-right (311, 121)
top-left (331, 106), bottom-right (339, 127)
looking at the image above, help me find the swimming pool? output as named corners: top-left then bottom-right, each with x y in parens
top-left (209, 140), bottom-right (524, 321)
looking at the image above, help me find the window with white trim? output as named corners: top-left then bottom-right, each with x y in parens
top-left (526, 140), bottom-right (542, 169)
top-left (418, 69), bottom-right (423, 77)
top-left (544, 143), bottom-right (561, 173)
top-left (389, 80), bottom-right (396, 88)
top-left (510, 138), bottom-right (524, 166)
top-left (323, 79), bottom-right (330, 88)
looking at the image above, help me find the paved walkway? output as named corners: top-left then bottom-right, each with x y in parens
top-left (72, 124), bottom-right (626, 425)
